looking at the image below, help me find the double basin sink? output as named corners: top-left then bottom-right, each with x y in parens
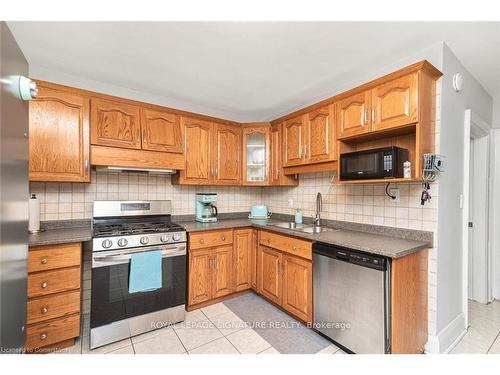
top-left (270, 222), bottom-right (338, 234)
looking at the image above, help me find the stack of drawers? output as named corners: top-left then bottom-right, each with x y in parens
top-left (26, 243), bottom-right (82, 352)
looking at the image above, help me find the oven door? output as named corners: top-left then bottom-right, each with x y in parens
top-left (340, 150), bottom-right (383, 180)
top-left (90, 244), bottom-right (186, 329)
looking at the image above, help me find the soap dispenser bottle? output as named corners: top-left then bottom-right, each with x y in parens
top-left (294, 209), bottom-right (303, 224)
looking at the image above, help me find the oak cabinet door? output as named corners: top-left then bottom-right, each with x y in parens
top-left (29, 84), bottom-right (90, 182)
top-left (282, 254), bottom-right (312, 323)
top-left (242, 125), bottom-right (270, 185)
top-left (259, 245), bottom-right (282, 305)
top-left (213, 123), bottom-right (242, 185)
top-left (283, 115), bottom-right (305, 167)
top-left (140, 109), bottom-right (183, 153)
top-left (181, 117), bottom-right (212, 184)
top-left (371, 73), bottom-right (418, 131)
top-left (234, 229), bottom-right (253, 292)
top-left (90, 98), bottom-right (141, 149)
top-left (336, 90), bottom-right (371, 139)
top-left (251, 230), bottom-right (259, 291)
top-left (305, 105), bottom-right (335, 164)
top-left (270, 123), bottom-right (282, 185)
top-left (188, 249), bottom-right (212, 306)
top-left (212, 245), bottom-right (234, 299)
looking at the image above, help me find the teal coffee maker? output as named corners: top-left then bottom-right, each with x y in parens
top-left (195, 193), bottom-right (218, 223)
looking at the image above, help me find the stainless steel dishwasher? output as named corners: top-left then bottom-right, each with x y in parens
top-left (313, 242), bottom-right (391, 354)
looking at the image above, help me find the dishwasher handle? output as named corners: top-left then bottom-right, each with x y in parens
top-left (313, 242), bottom-right (387, 271)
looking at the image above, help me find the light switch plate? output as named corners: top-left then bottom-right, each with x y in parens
top-left (288, 199), bottom-right (294, 208)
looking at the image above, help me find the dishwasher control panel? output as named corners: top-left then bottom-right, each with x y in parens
top-left (313, 243), bottom-right (387, 271)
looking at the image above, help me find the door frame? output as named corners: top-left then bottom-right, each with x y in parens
top-left (462, 109), bottom-right (493, 326)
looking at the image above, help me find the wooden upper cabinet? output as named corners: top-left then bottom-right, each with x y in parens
top-left (371, 73), bottom-right (418, 131)
top-left (91, 98), bottom-right (141, 149)
top-left (181, 117), bottom-right (212, 184)
top-left (140, 109), bottom-right (183, 153)
top-left (282, 254), bottom-right (312, 323)
top-left (305, 105), bottom-right (335, 164)
top-left (336, 90), bottom-right (371, 139)
top-left (242, 125), bottom-right (270, 185)
top-left (213, 123), bottom-right (242, 185)
top-left (259, 245), bottom-right (282, 305)
top-left (29, 84), bottom-right (90, 182)
top-left (270, 123), bottom-right (282, 184)
top-left (283, 115), bottom-right (305, 167)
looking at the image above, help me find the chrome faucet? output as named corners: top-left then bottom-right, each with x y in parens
top-left (314, 192), bottom-right (322, 226)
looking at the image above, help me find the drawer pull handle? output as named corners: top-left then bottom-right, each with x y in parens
top-left (41, 282), bottom-right (48, 289)
top-left (200, 239), bottom-right (204, 244)
top-left (41, 258), bottom-right (48, 264)
top-left (41, 307), bottom-right (48, 314)
top-left (40, 333), bottom-right (47, 340)
top-left (221, 236), bottom-right (225, 241)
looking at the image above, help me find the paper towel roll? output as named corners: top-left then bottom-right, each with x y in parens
top-left (29, 193), bottom-right (40, 233)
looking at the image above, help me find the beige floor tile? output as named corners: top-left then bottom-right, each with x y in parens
top-left (226, 327), bottom-right (271, 354)
top-left (316, 344), bottom-right (340, 354)
top-left (82, 337), bottom-right (132, 354)
top-left (174, 321), bottom-right (223, 351)
top-left (469, 300), bottom-right (500, 323)
top-left (201, 303), bottom-right (232, 318)
top-left (131, 326), bottom-right (174, 344)
top-left (209, 311), bottom-right (247, 335)
top-left (487, 333), bottom-right (500, 354)
top-left (450, 327), bottom-right (492, 354)
top-left (334, 349), bottom-right (347, 354)
top-left (106, 345), bottom-right (135, 354)
top-left (133, 329), bottom-right (185, 354)
top-left (258, 347), bottom-right (280, 354)
top-left (189, 337), bottom-right (239, 354)
top-left (52, 338), bottom-right (82, 354)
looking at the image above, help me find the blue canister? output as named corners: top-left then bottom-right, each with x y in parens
top-left (294, 209), bottom-right (303, 224)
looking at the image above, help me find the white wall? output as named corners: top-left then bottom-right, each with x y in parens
top-left (434, 44), bottom-right (493, 351)
top-left (492, 129), bottom-right (500, 300)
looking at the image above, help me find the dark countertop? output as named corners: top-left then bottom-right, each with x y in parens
top-left (29, 226), bottom-right (92, 247)
top-left (29, 216), bottom-right (431, 258)
top-left (179, 218), bottom-right (430, 259)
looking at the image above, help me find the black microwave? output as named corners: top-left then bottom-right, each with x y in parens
top-left (340, 146), bottom-right (409, 180)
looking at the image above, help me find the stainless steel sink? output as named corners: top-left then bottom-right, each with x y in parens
top-left (270, 222), bottom-right (311, 230)
top-left (299, 226), bottom-right (337, 234)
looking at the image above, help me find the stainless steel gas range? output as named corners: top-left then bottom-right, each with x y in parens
top-left (90, 200), bottom-right (186, 349)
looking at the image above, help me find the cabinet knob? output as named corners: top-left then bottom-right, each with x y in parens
top-left (292, 246), bottom-right (297, 251)
top-left (40, 333), bottom-right (47, 340)
top-left (41, 258), bottom-right (48, 264)
top-left (200, 239), bottom-right (204, 244)
top-left (41, 282), bottom-right (48, 289)
top-left (221, 236), bottom-right (225, 241)
top-left (41, 307), bottom-right (48, 314)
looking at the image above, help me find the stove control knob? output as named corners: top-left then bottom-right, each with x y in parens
top-left (117, 238), bottom-right (128, 247)
top-left (140, 236), bottom-right (150, 245)
top-left (160, 235), bottom-right (170, 243)
top-left (102, 239), bottom-right (113, 249)
top-left (172, 233), bottom-right (181, 242)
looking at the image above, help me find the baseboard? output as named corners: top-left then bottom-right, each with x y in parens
top-left (424, 312), bottom-right (467, 353)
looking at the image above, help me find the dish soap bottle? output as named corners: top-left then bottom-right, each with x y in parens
top-left (403, 161), bottom-right (411, 179)
top-left (294, 209), bottom-right (303, 224)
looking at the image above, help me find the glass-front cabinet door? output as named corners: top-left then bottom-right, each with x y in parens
top-left (242, 124), bottom-right (270, 185)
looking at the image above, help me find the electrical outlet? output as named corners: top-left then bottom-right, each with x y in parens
top-left (389, 188), bottom-right (400, 202)
top-left (288, 199), bottom-right (294, 208)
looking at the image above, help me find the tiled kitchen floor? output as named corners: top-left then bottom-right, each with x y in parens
top-left (55, 293), bottom-right (344, 355)
top-left (450, 300), bottom-right (500, 354)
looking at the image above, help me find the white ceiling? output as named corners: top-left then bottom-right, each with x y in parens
top-left (7, 22), bottom-right (500, 122)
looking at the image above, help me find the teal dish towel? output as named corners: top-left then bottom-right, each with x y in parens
top-left (129, 250), bottom-right (162, 293)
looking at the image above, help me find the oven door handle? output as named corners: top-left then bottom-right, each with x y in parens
top-left (92, 245), bottom-right (186, 268)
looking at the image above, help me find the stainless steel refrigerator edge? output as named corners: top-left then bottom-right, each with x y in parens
top-left (0, 21), bottom-right (29, 353)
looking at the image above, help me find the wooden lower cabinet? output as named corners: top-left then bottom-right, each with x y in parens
top-left (188, 249), bottom-right (213, 305)
top-left (212, 245), bottom-right (234, 298)
top-left (282, 254), bottom-right (312, 322)
top-left (26, 243), bottom-right (82, 352)
top-left (234, 228), bottom-right (253, 292)
top-left (259, 245), bottom-right (282, 305)
top-left (250, 230), bottom-right (259, 291)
